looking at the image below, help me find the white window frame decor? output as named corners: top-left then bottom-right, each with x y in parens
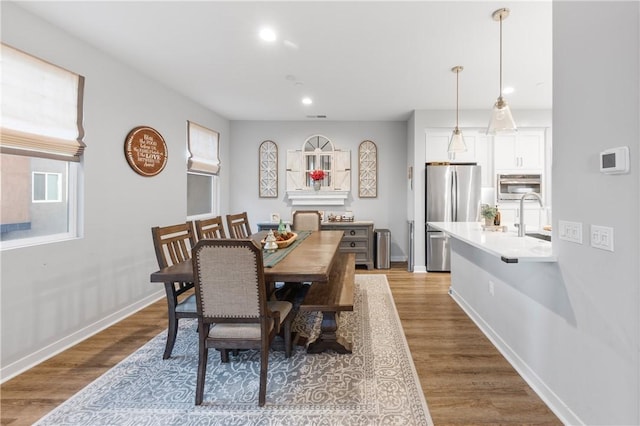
top-left (186, 121), bottom-right (220, 218)
top-left (286, 134), bottom-right (351, 206)
top-left (358, 140), bottom-right (378, 198)
top-left (259, 140), bottom-right (278, 198)
top-left (0, 43), bottom-right (84, 249)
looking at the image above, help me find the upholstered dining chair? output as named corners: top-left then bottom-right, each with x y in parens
top-left (226, 211), bottom-right (252, 239)
top-left (194, 216), bottom-right (227, 241)
top-left (292, 210), bottom-right (322, 231)
top-left (192, 239), bottom-right (293, 406)
top-left (151, 222), bottom-right (198, 359)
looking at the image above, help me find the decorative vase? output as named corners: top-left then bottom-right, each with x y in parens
top-left (484, 217), bottom-right (494, 227)
top-left (313, 180), bottom-right (321, 191)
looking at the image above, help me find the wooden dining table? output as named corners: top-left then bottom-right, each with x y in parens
top-left (150, 230), bottom-right (343, 284)
top-left (150, 230), bottom-right (349, 353)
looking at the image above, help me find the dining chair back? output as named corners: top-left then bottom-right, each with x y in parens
top-left (192, 239), bottom-right (293, 406)
top-left (194, 216), bottom-right (227, 240)
top-left (151, 221), bottom-right (198, 359)
top-left (226, 211), bottom-right (252, 239)
top-left (292, 210), bottom-right (322, 231)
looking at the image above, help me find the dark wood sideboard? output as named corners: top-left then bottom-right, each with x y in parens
top-left (258, 221), bottom-right (374, 270)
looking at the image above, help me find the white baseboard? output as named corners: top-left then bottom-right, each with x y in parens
top-left (0, 291), bottom-right (165, 383)
top-left (449, 287), bottom-right (583, 426)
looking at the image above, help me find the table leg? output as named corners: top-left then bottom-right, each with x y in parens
top-left (306, 311), bottom-right (352, 354)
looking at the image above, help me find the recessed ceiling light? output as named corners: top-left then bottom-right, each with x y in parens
top-left (302, 97), bottom-right (313, 105)
top-left (259, 28), bottom-right (277, 42)
top-left (502, 86), bottom-right (515, 95)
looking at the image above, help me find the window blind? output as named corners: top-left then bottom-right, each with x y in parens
top-left (187, 121), bottom-right (220, 175)
top-left (0, 43), bottom-right (85, 162)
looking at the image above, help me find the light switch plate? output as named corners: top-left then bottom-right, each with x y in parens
top-left (558, 220), bottom-right (583, 244)
top-left (590, 225), bottom-right (614, 251)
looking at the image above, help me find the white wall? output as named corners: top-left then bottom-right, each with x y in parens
top-left (550, 2), bottom-right (639, 423)
top-left (0, 3), bottom-right (230, 379)
top-left (446, 2), bottom-right (639, 424)
top-left (228, 121), bottom-right (408, 261)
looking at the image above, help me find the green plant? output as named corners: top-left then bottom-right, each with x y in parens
top-left (481, 204), bottom-right (498, 220)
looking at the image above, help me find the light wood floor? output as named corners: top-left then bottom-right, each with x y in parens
top-left (1, 263), bottom-right (560, 425)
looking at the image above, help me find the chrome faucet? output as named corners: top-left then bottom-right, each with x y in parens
top-left (518, 192), bottom-right (543, 237)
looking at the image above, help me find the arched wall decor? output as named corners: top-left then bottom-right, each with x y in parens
top-left (358, 140), bottom-right (377, 198)
top-left (259, 140), bottom-right (278, 198)
top-left (285, 134), bottom-right (351, 206)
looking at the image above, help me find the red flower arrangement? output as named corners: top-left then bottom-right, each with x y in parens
top-left (309, 170), bottom-right (326, 181)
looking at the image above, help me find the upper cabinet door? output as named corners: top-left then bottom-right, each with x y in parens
top-left (494, 130), bottom-right (545, 171)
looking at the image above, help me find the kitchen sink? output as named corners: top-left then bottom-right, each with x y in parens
top-left (526, 232), bottom-right (551, 242)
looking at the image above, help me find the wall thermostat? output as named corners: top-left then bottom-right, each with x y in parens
top-left (600, 146), bottom-right (629, 174)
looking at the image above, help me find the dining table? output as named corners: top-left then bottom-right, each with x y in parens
top-left (150, 230), bottom-right (348, 352)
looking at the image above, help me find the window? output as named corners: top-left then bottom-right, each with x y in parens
top-left (0, 44), bottom-right (84, 248)
top-left (186, 121), bottom-right (220, 218)
top-left (32, 172), bottom-right (62, 202)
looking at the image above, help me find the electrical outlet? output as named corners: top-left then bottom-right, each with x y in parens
top-left (591, 225), bottom-right (614, 252)
top-left (488, 280), bottom-right (495, 296)
top-left (559, 220), bottom-right (583, 244)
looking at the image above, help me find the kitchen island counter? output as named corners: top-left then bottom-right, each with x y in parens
top-left (428, 221), bottom-right (557, 263)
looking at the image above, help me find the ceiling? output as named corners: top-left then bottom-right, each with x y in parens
top-left (12, 1), bottom-right (553, 121)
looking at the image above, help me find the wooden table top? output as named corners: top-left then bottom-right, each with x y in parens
top-left (150, 230), bottom-right (344, 284)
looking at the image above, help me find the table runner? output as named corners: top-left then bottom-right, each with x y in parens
top-left (262, 230), bottom-right (312, 268)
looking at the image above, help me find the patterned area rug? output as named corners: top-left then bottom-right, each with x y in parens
top-left (35, 274), bottom-right (433, 425)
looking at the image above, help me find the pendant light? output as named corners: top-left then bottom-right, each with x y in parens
top-left (487, 7), bottom-right (517, 134)
top-left (448, 65), bottom-right (467, 153)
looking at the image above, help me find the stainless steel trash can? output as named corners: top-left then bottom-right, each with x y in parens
top-left (374, 229), bottom-right (391, 269)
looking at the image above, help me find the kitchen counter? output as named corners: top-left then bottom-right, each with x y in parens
top-left (428, 221), bottom-right (557, 263)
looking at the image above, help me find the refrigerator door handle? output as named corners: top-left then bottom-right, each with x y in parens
top-left (452, 169), bottom-right (458, 221)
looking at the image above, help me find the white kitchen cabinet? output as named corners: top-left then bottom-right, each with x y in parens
top-left (425, 130), bottom-right (476, 163)
top-left (494, 130), bottom-right (545, 171)
top-left (425, 129), bottom-right (492, 186)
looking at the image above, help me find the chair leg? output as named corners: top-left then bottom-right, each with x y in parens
top-left (259, 346), bottom-right (268, 406)
top-left (220, 349), bottom-right (229, 363)
top-left (284, 317), bottom-right (292, 358)
top-left (163, 314), bottom-right (179, 359)
top-left (195, 343), bottom-right (208, 405)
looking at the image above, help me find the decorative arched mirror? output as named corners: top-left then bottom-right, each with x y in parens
top-left (303, 135), bottom-right (334, 188)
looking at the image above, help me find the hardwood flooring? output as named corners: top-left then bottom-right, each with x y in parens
top-left (1, 263), bottom-right (560, 425)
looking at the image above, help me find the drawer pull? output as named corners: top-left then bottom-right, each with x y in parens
top-left (350, 230), bottom-right (356, 236)
top-left (350, 242), bottom-right (356, 248)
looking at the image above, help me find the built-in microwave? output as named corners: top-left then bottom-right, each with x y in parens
top-left (497, 174), bottom-right (542, 201)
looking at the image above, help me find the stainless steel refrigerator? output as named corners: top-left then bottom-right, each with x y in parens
top-left (425, 163), bottom-right (481, 272)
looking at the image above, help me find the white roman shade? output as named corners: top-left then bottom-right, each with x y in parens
top-left (0, 43), bottom-right (85, 162)
top-left (187, 121), bottom-right (220, 175)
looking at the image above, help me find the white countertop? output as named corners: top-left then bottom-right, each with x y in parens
top-left (428, 222), bottom-right (557, 263)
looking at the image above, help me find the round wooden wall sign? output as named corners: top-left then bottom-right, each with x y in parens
top-left (124, 126), bottom-right (168, 177)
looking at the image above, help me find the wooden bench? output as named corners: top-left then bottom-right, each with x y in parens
top-left (300, 252), bottom-right (355, 353)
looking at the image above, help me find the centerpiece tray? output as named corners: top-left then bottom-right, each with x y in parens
top-left (262, 232), bottom-right (297, 249)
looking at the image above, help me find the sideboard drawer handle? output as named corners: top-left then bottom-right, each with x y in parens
top-left (350, 230), bottom-right (356, 236)
top-left (350, 242), bottom-right (356, 248)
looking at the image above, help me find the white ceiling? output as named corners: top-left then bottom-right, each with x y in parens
top-left (13, 1), bottom-right (553, 121)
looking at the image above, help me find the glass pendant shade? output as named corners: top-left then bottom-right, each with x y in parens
top-left (487, 96), bottom-right (517, 134)
top-left (448, 127), bottom-right (467, 153)
top-left (448, 65), bottom-right (467, 154)
top-left (487, 8), bottom-right (517, 135)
